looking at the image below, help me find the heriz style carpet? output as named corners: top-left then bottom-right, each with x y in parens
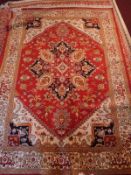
top-left (0, 0), bottom-right (131, 174)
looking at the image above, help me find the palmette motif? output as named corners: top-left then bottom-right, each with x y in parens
top-left (0, 0), bottom-right (131, 174)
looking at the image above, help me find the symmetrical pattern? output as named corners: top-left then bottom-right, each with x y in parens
top-left (0, 0), bottom-right (131, 174)
top-left (16, 22), bottom-right (108, 138)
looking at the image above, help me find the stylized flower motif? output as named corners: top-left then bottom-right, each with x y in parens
top-left (54, 109), bottom-right (71, 135)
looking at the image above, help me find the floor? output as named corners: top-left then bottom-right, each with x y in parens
top-left (116, 0), bottom-right (131, 35)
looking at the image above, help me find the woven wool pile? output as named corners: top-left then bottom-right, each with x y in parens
top-left (0, 0), bottom-right (131, 174)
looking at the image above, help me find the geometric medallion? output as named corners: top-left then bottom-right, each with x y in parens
top-left (16, 22), bottom-right (109, 138)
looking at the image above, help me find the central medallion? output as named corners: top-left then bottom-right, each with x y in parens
top-left (57, 62), bottom-right (68, 74)
top-left (30, 40), bottom-right (95, 100)
top-left (16, 22), bottom-right (108, 137)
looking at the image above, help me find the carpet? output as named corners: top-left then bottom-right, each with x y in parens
top-left (0, 0), bottom-right (131, 174)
